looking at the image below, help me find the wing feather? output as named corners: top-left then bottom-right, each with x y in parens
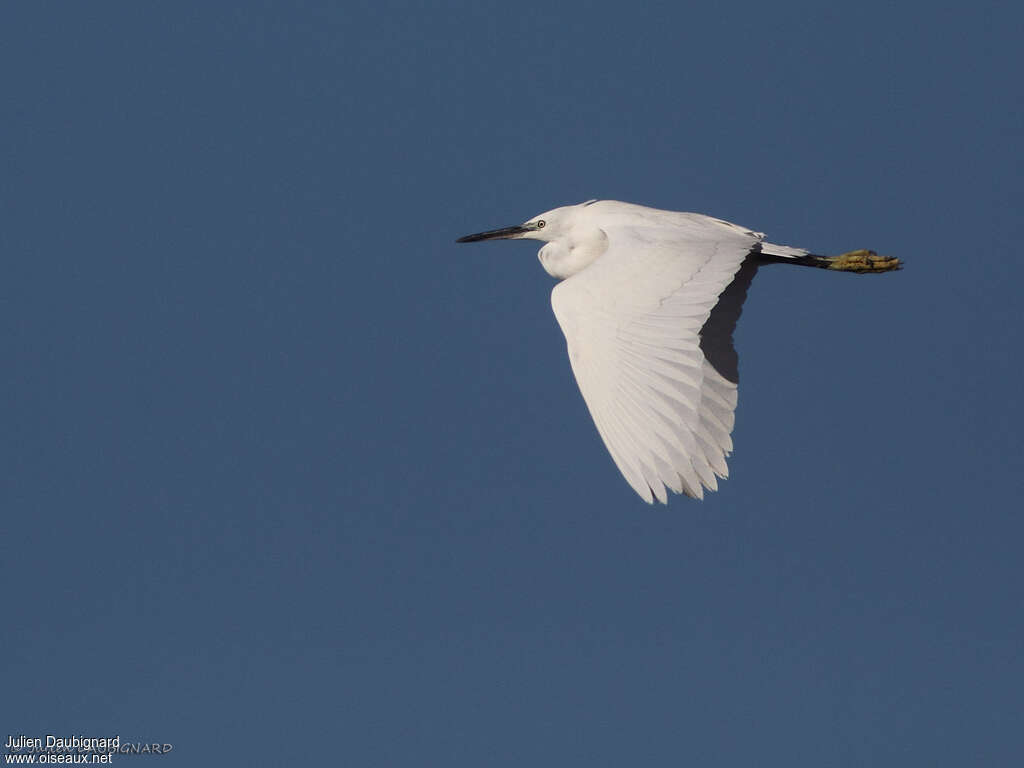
top-left (551, 224), bottom-right (752, 503)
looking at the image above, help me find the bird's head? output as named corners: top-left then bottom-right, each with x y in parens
top-left (456, 202), bottom-right (593, 244)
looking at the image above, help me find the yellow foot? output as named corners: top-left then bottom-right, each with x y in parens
top-left (826, 249), bottom-right (902, 273)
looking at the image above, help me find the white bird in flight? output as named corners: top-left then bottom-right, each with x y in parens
top-left (457, 200), bottom-right (901, 503)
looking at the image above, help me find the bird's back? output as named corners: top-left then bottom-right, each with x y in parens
top-left (579, 200), bottom-right (765, 246)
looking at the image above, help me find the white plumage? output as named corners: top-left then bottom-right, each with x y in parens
top-left (457, 199), bottom-right (899, 503)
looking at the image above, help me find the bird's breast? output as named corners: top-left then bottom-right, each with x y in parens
top-left (538, 230), bottom-right (608, 280)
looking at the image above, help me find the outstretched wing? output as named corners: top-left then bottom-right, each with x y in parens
top-left (551, 225), bottom-right (755, 503)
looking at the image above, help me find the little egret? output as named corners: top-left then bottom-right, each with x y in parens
top-left (457, 200), bottom-right (901, 503)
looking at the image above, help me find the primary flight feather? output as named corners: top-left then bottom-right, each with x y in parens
top-left (457, 200), bottom-right (900, 503)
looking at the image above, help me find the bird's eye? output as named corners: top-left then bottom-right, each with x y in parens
top-left (537, 220), bottom-right (546, 228)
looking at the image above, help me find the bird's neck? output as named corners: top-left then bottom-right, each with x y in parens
top-left (538, 230), bottom-right (608, 279)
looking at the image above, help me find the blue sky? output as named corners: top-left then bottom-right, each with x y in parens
top-left (3, 1), bottom-right (1022, 765)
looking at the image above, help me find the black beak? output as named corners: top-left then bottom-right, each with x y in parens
top-left (456, 225), bottom-right (530, 243)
